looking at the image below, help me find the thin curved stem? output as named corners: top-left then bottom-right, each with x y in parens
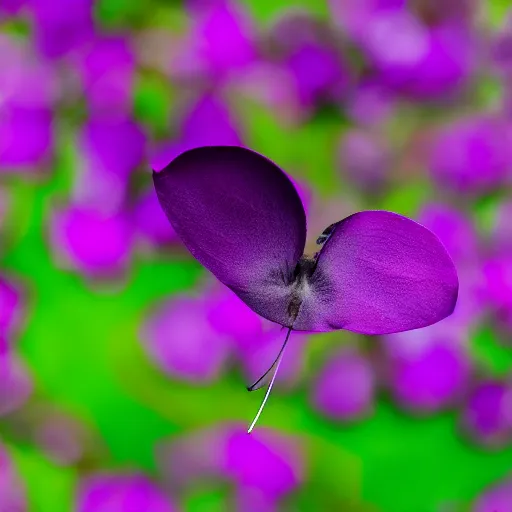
top-left (247, 328), bottom-right (292, 391)
top-left (247, 328), bottom-right (291, 434)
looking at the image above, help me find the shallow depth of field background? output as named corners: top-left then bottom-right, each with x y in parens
top-left (1, 0), bottom-right (512, 511)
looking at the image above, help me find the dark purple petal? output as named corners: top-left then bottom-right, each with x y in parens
top-left (295, 211), bottom-right (458, 334)
top-left (76, 473), bottom-right (176, 512)
top-left (153, 147), bottom-right (307, 326)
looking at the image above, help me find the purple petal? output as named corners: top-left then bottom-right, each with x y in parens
top-left (295, 211), bottom-right (458, 334)
top-left (153, 147), bottom-right (307, 326)
top-left (311, 348), bottom-right (375, 421)
top-left (140, 296), bottom-right (231, 383)
top-left (76, 473), bottom-right (176, 512)
top-left (0, 441), bottom-right (27, 512)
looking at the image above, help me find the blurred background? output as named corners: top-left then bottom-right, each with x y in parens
top-left (1, 0), bottom-right (512, 510)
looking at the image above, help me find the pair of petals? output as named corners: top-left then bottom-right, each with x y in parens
top-left (153, 146), bottom-right (458, 335)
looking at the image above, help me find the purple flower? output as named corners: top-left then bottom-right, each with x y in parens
top-left (76, 473), bottom-right (176, 512)
top-left (311, 348), bottom-right (375, 421)
top-left (153, 146), bottom-right (458, 334)
top-left (268, 13), bottom-right (351, 110)
top-left (0, 34), bottom-right (60, 108)
top-left (0, 275), bottom-right (24, 338)
top-left (188, 0), bottom-right (257, 81)
top-left (75, 116), bottom-right (146, 212)
top-left (337, 129), bottom-right (391, 190)
top-left (140, 295), bottom-right (231, 383)
top-left (30, 0), bottom-right (94, 59)
top-left (0, 441), bottom-right (26, 512)
top-left (286, 42), bottom-right (350, 108)
top-left (158, 423), bottom-right (302, 505)
top-left (132, 188), bottom-right (179, 248)
top-left (381, 330), bottom-right (470, 413)
top-left (474, 475), bottom-right (512, 512)
top-left (34, 412), bottom-right (86, 466)
top-left (0, 106), bottom-right (53, 171)
top-left (0, 339), bottom-right (33, 416)
top-left (150, 94), bottom-right (241, 171)
top-left (418, 204), bottom-right (479, 266)
top-left (461, 380), bottom-right (512, 448)
top-left (428, 115), bottom-right (512, 194)
top-left (50, 205), bottom-right (134, 279)
top-left (74, 37), bottom-right (135, 115)
top-left (153, 146), bottom-right (458, 429)
top-left (346, 81), bottom-right (396, 127)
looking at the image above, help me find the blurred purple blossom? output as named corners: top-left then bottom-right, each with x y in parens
top-left (0, 339), bottom-right (33, 417)
top-left (75, 116), bottom-right (146, 213)
top-left (76, 473), bottom-right (176, 512)
top-left (133, 188), bottom-right (179, 248)
top-left (34, 412), bottom-right (86, 466)
top-left (30, 0), bottom-right (94, 59)
top-left (428, 115), bottom-right (512, 194)
top-left (381, 330), bottom-right (471, 413)
top-left (150, 93), bottom-right (241, 171)
top-left (0, 441), bottom-right (26, 512)
top-left (269, 13), bottom-right (351, 110)
top-left (50, 205), bottom-right (134, 279)
top-left (0, 106), bottom-right (54, 171)
top-left (0, 35), bottom-right (60, 108)
top-left (461, 380), bottom-right (512, 448)
top-left (311, 348), bottom-right (375, 421)
top-left (346, 81), bottom-right (396, 127)
top-left (158, 423), bottom-right (303, 508)
top-left (337, 128), bottom-right (391, 190)
top-left (188, 0), bottom-right (257, 81)
top-left (0, 275), bottom-right (24, 339)
top-left (140, 295), bottom-right (231, 383)
top-left (474, 474), bottom-right (512, 512)
top-left (74, 37), bottom-right (136, 115)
